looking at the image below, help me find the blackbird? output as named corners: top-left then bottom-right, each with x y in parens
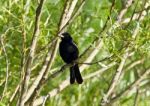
top-left (59, 32), bottom-right (83, 84)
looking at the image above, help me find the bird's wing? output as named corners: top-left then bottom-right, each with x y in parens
top-left (67, 42), bottom-right (79, 54)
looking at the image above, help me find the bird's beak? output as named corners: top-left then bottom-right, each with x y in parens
top-left (58, 34), bottom-right (64, 38)
top-left (59, 33), bottom-right (64, 38)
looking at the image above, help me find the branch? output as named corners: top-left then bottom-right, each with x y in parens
top-left (108, 0), bottom-right (134, 34)
top-left (122, 1), bottom-right (150, 24)
top-left (100, 48), bottom-right (129, 105)
top-left (126, 59), bottom-right (144, 71)
top-left (37, 54), bottom-right (114, 86)
top-left (106, 68), bottom-right (150, 105)
top-left (0, 36), bottom-right (9, 101)
top-left (19, 0), bottom-right (46, 105)
top-left (125, 0), bottom-right (140, 28)
top-left (133, 71), bottom-right (139, 106)
top-left (58, 0), bottom-right (85, 34)
top-left (58, 0), bottom-right (78, 32)
top-left (23, 0), bottom-right (45, 91)
top-left (133, 88), bottom-right (139, 106)
top-left (117, 0), bottom-right (134, 22)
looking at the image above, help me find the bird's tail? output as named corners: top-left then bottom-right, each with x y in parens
top-left (70, 64), bottom-right (83, 84)
top-left (70, 66), bottom-right (75, 84)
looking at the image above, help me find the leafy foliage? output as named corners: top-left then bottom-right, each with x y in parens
top-left (0, 0), bottom-right (150, 106)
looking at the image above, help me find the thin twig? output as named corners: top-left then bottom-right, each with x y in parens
top-left (133, 69), bottom-right (140, 106)
top-left (77, 54), bottom-right (114, 65)
top-left (135, 5), bottom-right (150, 13)
top-left (84, 62), bottom-right (117, 79)
top-left (79, 0), bottom-right (116, 58)
top-left (0, 36), bottom-right (9, 101)
top-left (122, 5), bottom-right (150, 24)
top-left (8, 84), bottom-right (20, 105)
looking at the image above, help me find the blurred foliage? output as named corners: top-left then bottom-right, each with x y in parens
top-left (0, 0), bottom-right (150, 106)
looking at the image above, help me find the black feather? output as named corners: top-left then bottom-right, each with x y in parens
top-left (59, 32), bottom-right (83, 84)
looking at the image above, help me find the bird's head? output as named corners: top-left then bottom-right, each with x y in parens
top-left (60, 32), bottom-right (72, 41)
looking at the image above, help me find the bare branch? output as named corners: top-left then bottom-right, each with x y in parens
top-left (19, 0), bottom-right (46, 105)
top-left (23, 0), bottom-right (45, 92)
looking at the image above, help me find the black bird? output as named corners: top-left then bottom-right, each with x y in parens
top-left (59, 32), bottom-right (83, 84)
